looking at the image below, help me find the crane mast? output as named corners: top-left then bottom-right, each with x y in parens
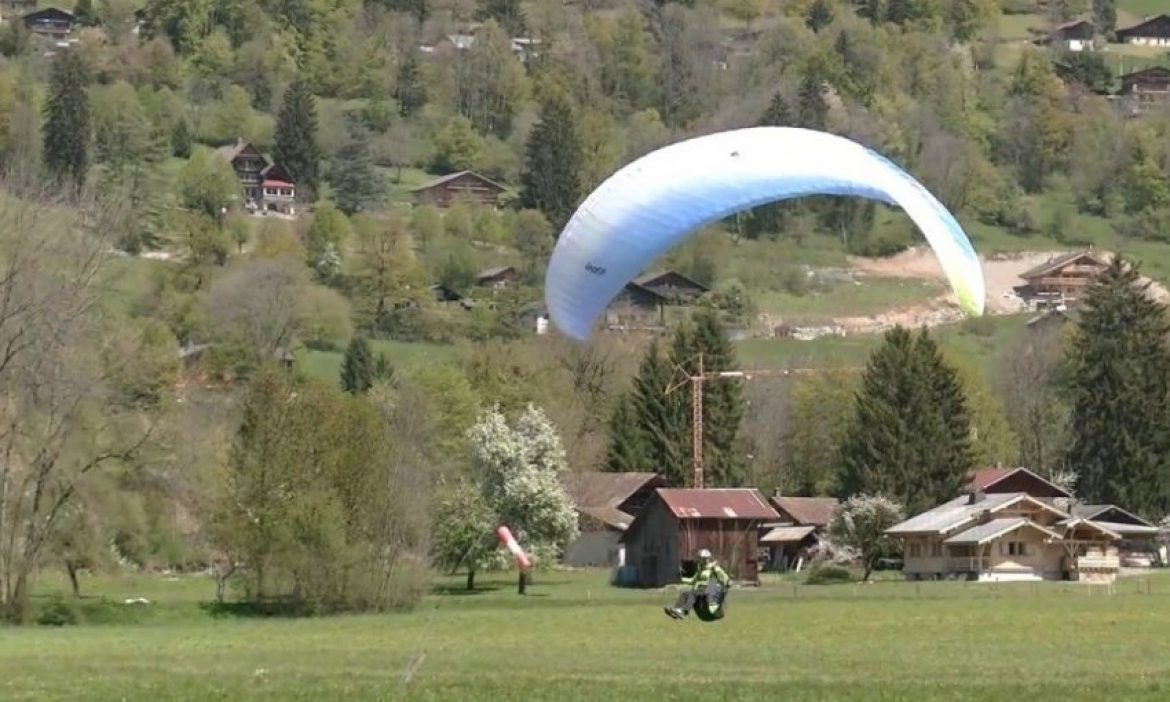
top-left (666, 353), bottom-right (862, 488)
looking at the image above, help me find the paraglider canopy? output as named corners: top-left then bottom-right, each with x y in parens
top-left (543, 127), bottom-right (985, 341)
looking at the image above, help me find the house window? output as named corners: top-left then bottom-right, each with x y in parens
top-left (1007, 541), bottom-right (1027, 556)
top-left (908, 543), bottom-right (921, 558)
top-left (930, 542), bottom-right (941, 557)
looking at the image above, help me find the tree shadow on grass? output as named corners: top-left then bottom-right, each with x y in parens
top-left (431, 584), bottom-right (501, 597)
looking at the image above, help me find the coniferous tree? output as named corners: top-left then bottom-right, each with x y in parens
top-left (74, 0), bottom-right (99, 26)
top-left (330, 121), bottom-right (384, 216)
top-left (171, 116), bottom-right (192, 158)
top-left (740, 91), bottom-right (795, 239)
top-left (806, 0), bottom-right (835, 32)
top-left (667, 308), bottom-right (747, 487)
top-left (796, 71), bottom-right (828, 131)
top-left (274, 78), bottom-right (321, 200)
top-left (43, 50), bottom-right (91, 189)
top-left (837, 326), bottom-right (974, 515)
top-left (395, 49), bottom-right (427, 117)
top-left (477, 0), bottom-right (527, 36)
top-left (630, 339), bottom-right (689, 486)
top-left (520, 86), bottom-right (582, 232)
top-left (1064, 256), bottom-right (1170, 518)
top-left (1092, 0), bottom-right (1116, 36)
top-left (340, 335), bottom-right (375, 394)
top-left (603, 393), bottom-right (647, 472)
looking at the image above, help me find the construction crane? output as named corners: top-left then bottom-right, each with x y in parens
top-left (665, 354), bottom-right (863, 489)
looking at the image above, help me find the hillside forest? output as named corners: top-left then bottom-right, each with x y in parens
top-left (3, 0), bottom-right (1170, 621)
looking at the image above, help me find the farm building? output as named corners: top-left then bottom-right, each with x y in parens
top-left (1014, 251), bottom-right (1107, 310)
top-left (620, 488), bottom-right (779, 587)
top-left (22, 7), bottom-right (75, 38)
top-left (475, 266), bottom-right (519, 289)
top-left (561, 471), bottom-right (666, 568)
top-left (1115, 14), bottom-right (1170, 47)
top-left (885, 467), bottom-right (1164, 583)
top-left (410, 170), bottom-right (507, 208)
top-left (761, 495), bottom-right (840, 572)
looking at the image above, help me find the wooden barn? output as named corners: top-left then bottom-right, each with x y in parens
top-left (410, 170), bottom-right (507, 208)
top-left (620, 488), bottom-right (779, 588)
top-left (1015, 251), bottom-right (1107, 309)
top-left (761, 496), bottom-right (841, 572)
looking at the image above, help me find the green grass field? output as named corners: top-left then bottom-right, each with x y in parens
top-left (754, 277), bottom-right (945, 321)
top-left (5, 570), bottom-right (1170, 701)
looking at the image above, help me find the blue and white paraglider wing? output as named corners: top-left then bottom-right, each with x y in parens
top-left (543, 126), bottom-right (985, 342)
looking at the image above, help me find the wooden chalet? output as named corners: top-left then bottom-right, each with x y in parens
top-left (887, 468), bottom-right (1129, 584)
top-left (561, 471), bottom-right (667, 569)
top-left (213, 139), bottom-right (297, 215)
top-left (22, 7), bottom-right (75, 37)
top-left (619, 488), bottom-right (779, 587)
top-left (606, 270), bottom-right (710, 330)
top-left (1034, 19), bottom-right (1096, 51)
top-left (761, 496), bottom-right (841, 572)
top-left (1117, 66), bottom-right (1170, 115)
top-left (1014, 251), bottom-right (1107, 309)
top-left (475, 265), bottom-right (518, 289)
top-left (1115, 14), bottom-right (1170, 47)
top-left (410, 170), bottom-right (507, 208)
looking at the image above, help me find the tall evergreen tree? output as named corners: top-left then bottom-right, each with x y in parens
top-left (395, 49), bottom-right (427, 117)
top-left (1064, 256), bottom-right (1170, 518)
top-left (340, 335), bottom-right (375, 394)
top-left (806, 0), bottom-right (835, 32)
top-left (273, 78), bottom-right (321, 200)
top-left (477, 0), bottom-right (527, 36)
top-left (520, 86), bottom-right (582, 231)
top-left (329, 121), bottom-right (384, 216)
top-left (837, 326), bottom-right (974, 515)
top-left (668, 308), bottom-right (747, 487)
top-left (1092, 0), bottom-right (1116, 36)
top-left (603, 393), bottom-right (647, 473)
top-left (630, 339), bottom-right (689, 486)
top-left (796, 71), bottom-right (828, 131)
top-left (43, 50), bottom-right (91, 189)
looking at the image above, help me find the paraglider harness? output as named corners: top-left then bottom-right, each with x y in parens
top-left (679, 559), bottom-right (729, 622)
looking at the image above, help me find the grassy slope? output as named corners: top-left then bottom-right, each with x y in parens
top-left (5, 570), bottom-right (1170, 701)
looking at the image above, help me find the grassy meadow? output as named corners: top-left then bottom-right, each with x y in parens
top-left (5, 570), bottom-right (1170, 701)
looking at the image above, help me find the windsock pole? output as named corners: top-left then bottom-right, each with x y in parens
top-left (496, 525), bottom-right (532, 570)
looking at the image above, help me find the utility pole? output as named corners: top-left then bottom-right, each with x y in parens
top-left (666, 353), bottom-right (862, 489)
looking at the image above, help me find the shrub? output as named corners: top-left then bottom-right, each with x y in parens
top-left (35, 595), bottom-right (80, 626)
top-left (805, 564), bottom-right (852, 585)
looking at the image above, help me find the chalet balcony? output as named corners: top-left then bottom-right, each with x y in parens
top-left (1073, 555), bottom-right (1119, 570)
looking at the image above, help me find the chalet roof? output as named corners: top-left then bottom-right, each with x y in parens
top-left (1116, 14), bottom-right (1170, 39)
top-left (942, 517), bottom-right (1062, 545)
top-left (1070, 504), bottom-right (1154, 527)
top-left (769, 496), bottom-right (840, 527)
top-left (23, 8), bottom-right (76, 22)
top-left (1119, 65), bottom-right (1170, 81)
top-left (1055, 517), bottom-right (1122, 540)
top-left (476, 265), bottom-right (515, 280)
top-left (656, 488), bottom-right (779, 520)
top-left (409, 170), bottom-right (507, 194)
top-left (633, 270), bottom-right (710, 292)
top-left (563, 471), bottom-right (664, 512)
top-left (760, 525), bottom-right (816, 543)
top-left (1019, 251), bottom-right (1106, 280)
top-left (965, 466), bottom-right (1072, 498)
top-left (214, 139), bottom-right (268, 165)
top-left (579, 505), bottom-right (635, 530)
top-left (886, 492), bottom-right (1067, 536)
top-left (1092, 520), bottom-right (1163, 536)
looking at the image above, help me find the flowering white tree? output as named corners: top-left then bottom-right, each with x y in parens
top-left (827, 494), bottom-right (905, 581)
top-left (452, 404), bottom-right (578, 592)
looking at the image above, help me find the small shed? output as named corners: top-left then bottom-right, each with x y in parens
top-left (620, 488), bottom-right (779, 588)
top-left (410, 170), bottom-right (507, 208)
top-left (23, 8), bottom-right (76, 37)
top-left (561, 471), bottom-right (667, 568)
top-left (762, 496), bottom-right (841, 572)
top-left (475, 266), bottom-right (519, 289)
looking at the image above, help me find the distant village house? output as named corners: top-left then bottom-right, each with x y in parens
top-left (1013, 251), bottom-right (1107, 311)
top-left (214, 139), bottom-right (297, 216)
top-left (410, 171), bottom-right (507, 209)
top-left (22, 7), bottom-right (75, 38)
top-left (606, 270), bottom-right (710, 331)
top-left (1116, 66), bottom-right (1170, 116)
top-left (1035, 19), bottom-right (1096, 52)
top-left (1115, 14), bottom-right (1170, 47)
top-left (475, 265), bottom-right (518, 290)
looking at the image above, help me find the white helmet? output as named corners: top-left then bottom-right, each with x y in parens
top-left (698, 548), bottom-right (712, 560)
